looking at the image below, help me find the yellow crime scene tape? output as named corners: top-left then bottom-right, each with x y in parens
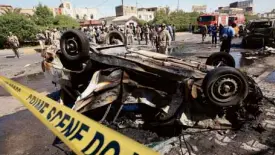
top-left (0, 76), bottom-right (158, 155)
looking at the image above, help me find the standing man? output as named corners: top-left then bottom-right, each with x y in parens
top-left (210, 23), bottom-right (218, 45)
top-left (158, 23), bottom-right (171, 54)
top-left (136, 25), bottom-right (142, 45)
top-left (52, 28), bottom-right (61, 47)
top-left (167, 24), bottom-right (173, 41)
top-left (126, 25), bottom-right (133, 45)
top-left (36, 30), bottom-right (46, 51)
top-left (220, 24), bottom-right (235, 53)
top-left (7, 32), bottom-right (20, 58)
top-left (201, 25), bottom-right (208, 43)
top-left (44, 28), bottom-right (51, 45)
top-left (172, 24), bottom-right (176, 41)
top-left (144, 24), bottom-right (150, 45)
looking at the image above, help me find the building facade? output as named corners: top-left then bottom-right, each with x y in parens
top-left (258, 9), bottom-right (275, 18)
top-left (0, 5), bottom-right (13, 15)
top-left (217, 7), bottom-right (244, 14)
top-left (115, 5), bottom-right (166, 22)
top-left (115, 5), bottom-right (137, 17)
top-left (229, 0), bottom-right (253, 15)
top-left (192, 5), bottom-right (207, 13)
top-left (56, 1), bottom-right (98, 20)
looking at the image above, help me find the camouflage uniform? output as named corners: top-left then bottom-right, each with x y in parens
top-left (144, 26), bottom-right (150, 45)
top-left (7, 33), bottom-right (20, 58)
top-left (136, 26), bottom-right (142, 45)
top-left (52, 29), bottom-right (61, 48)
top-left (36, 32), bottom-right (46, 51)
top-left (157, 29), bottom-right (171, 54)
top-left (126, 26), bottom-right (133, 45)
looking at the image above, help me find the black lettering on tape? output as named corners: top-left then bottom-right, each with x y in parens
top-left (33, 99), bottom-right (42, 109)
top-left (82, 132), bottom-right (104, 155)
top-left (39, 103), bottom-right (49, 114)
top-left (30, 96), bottom-right (37, 105)
top-left (99, 141), bottom-right (120, 155)
top-left (133, 153), bottom-right (139, 155)
top-left (35, 100), bottom-right (45, 111)
top-left (55, 114), bottom-right (71, 129)
top-left (26, 94), bottom-right (32, 101)
top-left (47, 107), bottom-right (57, 120)
top-left (49, 110), bottom-right (63, 122)
top-left (61, 117), bottom-right (80, 137)
top-left (69, 123), bottom-right (89, 141)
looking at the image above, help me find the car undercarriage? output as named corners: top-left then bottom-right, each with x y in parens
top-left (42, 30), bottom-right (263, 132)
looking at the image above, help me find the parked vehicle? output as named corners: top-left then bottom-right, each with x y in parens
top-left (42, 30), bottom-right (262, 130)
top-left (229, 14), bottom-right (245, 26)
top-left (242, 19), bottom-right (275, 48)
top-left (198, 13), bottom-right (229, 26)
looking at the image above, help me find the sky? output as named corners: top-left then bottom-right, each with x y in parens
top-left (1, 0), bottom-right (274, 18)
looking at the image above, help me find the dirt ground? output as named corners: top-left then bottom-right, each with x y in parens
top-left (1, 33), bottom-right (275, 155)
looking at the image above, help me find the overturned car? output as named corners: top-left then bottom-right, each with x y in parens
top-left (42, 30), bottom-right (262, 130)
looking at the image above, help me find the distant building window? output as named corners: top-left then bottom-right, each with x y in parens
top-left (149, 15), bottom-right (152, 19)
top-left (90, 14), bottom-right (94, 19)
top-left (139, 15), bottom-right (142, 19)
top-left (76, 14), bottom-right (79, 19)
top-left (83, 14), bottom-right (87, 20)
top-left (131, 7), bottom-right (134, 10)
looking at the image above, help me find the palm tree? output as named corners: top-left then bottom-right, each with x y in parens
top-left (2, 8), bottom-right (22, 15)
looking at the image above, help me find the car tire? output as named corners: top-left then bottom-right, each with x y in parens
top-left (202, 66), bottom-right (248, 107)
top-left (60, 30), bottom-right (90, 62)
top-left (206, 52), bottom-right (235, 68)
top-left (106, 30), bottom-right (127, 45)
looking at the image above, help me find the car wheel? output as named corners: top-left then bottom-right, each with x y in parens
top-left (59, 30), bottom-right (90, 70)
top-left (60, 30), bottom-right (90, 62)
top-left (202, 66), bottom-right (248, 107)
top-left (106, 30), bottom-right (127, 45)
top-left (206, 52), bottom-right (235, 68)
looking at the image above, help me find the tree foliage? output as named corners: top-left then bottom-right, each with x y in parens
top-left (0, 13), bottom-right (38, 48)
top-left (153, 9), bottom-right (201, 31)
top-left (32, 3), bottom-right (54, 26)
top-left (53, 15), bottom-right (80, 28)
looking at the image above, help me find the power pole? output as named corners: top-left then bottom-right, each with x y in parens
top-left (122, 0), bottom-right (124, 6)
top-left (136, 0), bottom-right (138, 17)
top-left (177, 0), bottom-right (180, 11)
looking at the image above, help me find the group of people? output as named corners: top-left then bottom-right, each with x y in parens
top-left (199, 22), bottom-right (240, 53)
top-left (36, 28), bottom-right (62, 51)
top-left (124, 24), bottom-right (176, 54)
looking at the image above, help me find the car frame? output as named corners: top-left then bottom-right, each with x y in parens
top-left (42, 30), bottom-right (261, 129)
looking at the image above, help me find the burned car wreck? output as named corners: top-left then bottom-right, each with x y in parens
top-left (42, 30), bottom-right (263, 131)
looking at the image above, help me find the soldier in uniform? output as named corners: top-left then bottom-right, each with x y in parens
top-left (52, 28), bottom-right (61, 48)
top-left (44, 28), bottom-right (51, 45)
top-left (144, 25), bottom-right (150, 45)
top-left (126, 25), bottom-right (133, 45)
top-left (157, 24), bottom-right (171, 55)
top-left (36, 30), bottom-right (46, 51)
top-left (136, 25), bottom-right (142, 45)
top-left (7, 32), bottom-right (20, 58)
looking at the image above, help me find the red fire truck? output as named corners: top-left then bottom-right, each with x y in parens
top-left (229, 14), bottom-right (246, 26)
top-left (197, 13), bottom-right (229, 26)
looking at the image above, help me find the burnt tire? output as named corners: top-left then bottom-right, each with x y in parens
top-left (60, 30), bottom-right (89, 62)
top-left (206, 52), bottom-right (235, 68)
top-left (60, 30), bottom-right (90, 70)
top-left (106, 30), bottom-right (127, 45)
top-left (202, 66), bottom-right (249, 107)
